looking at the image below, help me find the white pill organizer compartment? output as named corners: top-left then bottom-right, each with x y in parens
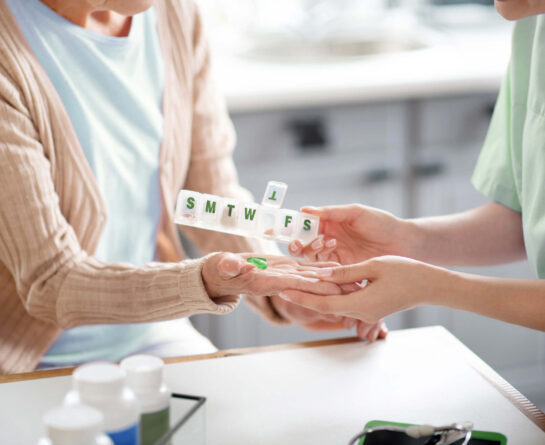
top-left (174, 182), bottom-right (319, 245)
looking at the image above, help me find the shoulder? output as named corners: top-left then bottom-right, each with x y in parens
top-left (0, 1), bottom-right (36, 113)
top-left (155, 0), bottom-right (201, 37)
top-left (154, 0), bottom-right (210, 72)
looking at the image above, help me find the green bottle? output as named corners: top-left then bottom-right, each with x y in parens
top-left (121, 355), bottom-right (171, 445)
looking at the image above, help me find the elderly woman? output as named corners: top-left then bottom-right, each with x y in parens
top-left (0, 0), bottom-right (384, 374)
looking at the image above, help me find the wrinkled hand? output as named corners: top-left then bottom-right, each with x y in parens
top-left (202, 253), bottom-right (386, 341)
top-left (280, 256), bottom-right (446, 324)
top-left (202, 252), bottom-right (341, 300)
top-left (288, 204), bottom-right (409, 264)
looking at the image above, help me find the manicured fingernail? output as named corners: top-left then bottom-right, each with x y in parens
top-left (325, 239), bottom-right (336, 248)
top-left (289, 243), bottom-right (298, 252)
top-left (317, 268), bottom-right (333, 276)
top-left (311, 239), bottom-right (323, 250)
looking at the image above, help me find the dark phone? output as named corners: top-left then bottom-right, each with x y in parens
top-left (361, 430), bottom-right (501, 445)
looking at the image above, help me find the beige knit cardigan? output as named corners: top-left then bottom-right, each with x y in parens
top-left (0, 0), bottom-right (286, 374)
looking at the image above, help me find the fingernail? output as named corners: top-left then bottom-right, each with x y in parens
top-left (278, 292), bottom-right (291, 301)
top-left (325, 239), bottom-right (336, 248)
top-left (289, 243), bottom-right (298, 252)
top-left (311, 239), bottom-right (323, 250)
top-left (317, 268), bottom-right (332, 276)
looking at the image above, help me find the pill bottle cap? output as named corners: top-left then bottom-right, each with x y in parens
top-left (120, 355), bottom-right (164, 392)
top-left (44, 404), bottom-right (103, 445)
top-left (73, 362), bottom-right (125, 401)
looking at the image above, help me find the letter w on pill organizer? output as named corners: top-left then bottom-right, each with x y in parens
top-left (174, 181), bottom-right (319, 245)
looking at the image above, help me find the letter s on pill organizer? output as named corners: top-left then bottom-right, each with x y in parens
top-left (174, 181), bottom-right (319, 245)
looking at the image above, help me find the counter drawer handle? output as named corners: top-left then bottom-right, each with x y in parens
top-left (412, 162), bottom-right (446, 178)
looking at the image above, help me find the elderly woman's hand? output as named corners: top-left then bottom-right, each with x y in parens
top-left (201, 252), bottom-right (341, 300)
top-left (202, 253), bottom-right (388, 342)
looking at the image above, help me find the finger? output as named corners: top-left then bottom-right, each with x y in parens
top-left (296, 260), bottom-right (340, 268)
top-left (301, 204), bottom-right (363, 223)
top-left (263, 274), bottom-right (342, 296)
top-left (273, 296), bottom-right (345, 325)
top-left (343, 318), bottom-right (357, 329)
top-left (217, 253), bottom-right (250, 279)
top-left (317, 238), bottom-right (337, 262)
top-left (279, 289), bottom-right (358, 314)
top-left (288, 240), bottom-right (303, 257)
top-left (274, 269), bottom-right (325, 279)
top-left (321, 314), bottom-right (344, 323)
top-left (321, 261), bottom-right (379, 284)
top-left (378, 320), bottom-right (388, 339)
top-left (340, 283), bottom-right (361, 293)
top-left (270, 295), bottom-right (321, 325)
top-left (366, 323), bottom-right (382, 343)
top-left (299, 238), bottom-right (325, 262)
top-left (280, 262), bottom-right (340, 277)
top-left (356, 321), bottom-right (373, 340)
top-left (291, 278), bottom-right (342, 296)
top-left (301, 319), bottom-right (348, 331)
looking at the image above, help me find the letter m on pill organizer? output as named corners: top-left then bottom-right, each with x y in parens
top-left (174, 181), bottom-right (319, 245)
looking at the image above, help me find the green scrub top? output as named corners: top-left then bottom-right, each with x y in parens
top-left (472, 15), bottom-right (545, 279)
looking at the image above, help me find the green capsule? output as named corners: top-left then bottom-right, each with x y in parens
top-left (247, 257), bottom-right (268, 270)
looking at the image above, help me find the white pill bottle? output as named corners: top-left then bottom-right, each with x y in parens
top-left (120, 355), bottom-right (171, 445)
top-left (37, 404), bottom-right (113, 445)
top-left (65, 362), bottom-right (140, 445)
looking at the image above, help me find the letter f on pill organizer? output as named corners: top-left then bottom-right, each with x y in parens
top-left (173, 181), bottom-right (320, 245)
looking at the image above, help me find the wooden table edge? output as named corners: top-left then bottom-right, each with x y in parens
top-left (2, 327), bottom-right (544, 434)
top-left (0, 336), bottom-right (360, 384)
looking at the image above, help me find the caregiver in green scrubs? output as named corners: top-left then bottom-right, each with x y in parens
top-left (282, 0), bottom-right (545, 336)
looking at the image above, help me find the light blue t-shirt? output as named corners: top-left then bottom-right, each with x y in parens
top-left (7, 0), bottom-right (166, 366)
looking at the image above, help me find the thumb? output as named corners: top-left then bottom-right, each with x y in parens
top-left (301, 204), bottom-right (364, 224)
top-left (217, 253), bottom-right (250, 279)
top-left (322, 260), bottom-right (379, 284)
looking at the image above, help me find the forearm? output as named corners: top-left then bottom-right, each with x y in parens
top-left (405, 202), bottom-right (526, 267)
top-left (427, 269), bottom-right (545, 331)
top-left (26, 253), bottom-right (239, 328)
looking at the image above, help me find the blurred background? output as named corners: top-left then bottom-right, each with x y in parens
top-left (186, 0), bottom-right (545, 410)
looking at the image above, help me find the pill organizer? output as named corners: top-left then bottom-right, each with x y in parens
top-left (174, 181), bottom-right (319, 245)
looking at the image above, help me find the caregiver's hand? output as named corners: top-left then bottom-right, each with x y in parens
top-left (202, 252), bottom-right (342, 300)
top-left (203, 253), bottom-right (388, 342)
top-left (272, 294), bottom-right (388, 341)
top-left (288, 204), bottom-right (415, 264)
top-left (279, 256), bottom-right (452, 324)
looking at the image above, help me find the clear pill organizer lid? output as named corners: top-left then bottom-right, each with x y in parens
top-left (174, 181), bottom-right (319, 245)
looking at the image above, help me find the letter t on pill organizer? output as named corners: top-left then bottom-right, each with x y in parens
top-left (174, 181), bottom-right (319, 245)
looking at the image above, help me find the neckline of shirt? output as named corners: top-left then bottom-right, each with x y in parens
top-left (25, 0), bottom-right (145, 48)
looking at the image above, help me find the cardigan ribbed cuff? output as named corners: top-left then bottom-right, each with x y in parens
top-left (177, 253), bottom-right (240, 315)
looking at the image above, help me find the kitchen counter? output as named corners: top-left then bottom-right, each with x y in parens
top-left (214, 25), bottom-right (513, 113)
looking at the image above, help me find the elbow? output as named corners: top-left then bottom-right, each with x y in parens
top-left (24, 295), bottom-right (76, 330)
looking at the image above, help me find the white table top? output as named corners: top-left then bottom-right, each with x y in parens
top-left (1, 326), bottom-right (544, 444)
top-left (217, 26), bottom-right (513, 113)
